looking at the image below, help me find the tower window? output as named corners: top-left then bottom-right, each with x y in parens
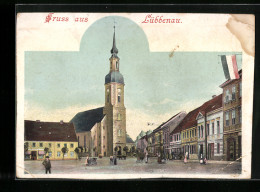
top-left (116, 61), bottom-right (119, 69)
top-left (118, 89), bottom-right (121, 103)
top-left (117, 113), bottom-right (121, 120)
top-left (118, 129), bottom-right (122, 137)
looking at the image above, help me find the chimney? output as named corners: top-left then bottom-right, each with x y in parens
top-left (60, 120), bottom-right (63, 124)
top-left (36, 120), bottom-right (40, 122)
top-left (212, 95), bottom-right (216, 99)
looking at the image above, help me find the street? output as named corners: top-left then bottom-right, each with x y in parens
top-left (24, 157), bottom-right (241, 175)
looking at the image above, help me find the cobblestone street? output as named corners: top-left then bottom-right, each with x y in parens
top-left (24, 157), bottom-right (241, 175)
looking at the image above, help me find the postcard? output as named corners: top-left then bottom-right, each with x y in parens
top-left (16, 12), bottom-right (254, 179)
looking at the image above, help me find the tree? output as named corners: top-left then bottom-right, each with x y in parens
top-left (61, 146), bottom-right (68, 160)
top-left (44, 147), bottom-right (49, 157)
top-left (24, 142), bottom-right (29, 153)
top-left (123, 146), bottom-right (129, 156)
top-left (74, 147), bottom-right (80, 160)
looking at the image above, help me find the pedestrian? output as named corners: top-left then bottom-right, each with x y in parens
top-left (203, 157), bottom-right (207, 165)
top-left (113, 153), bottom-right (117, 165)
top-left (171, 151), bottom-right (175, 160)
top-left (110, 156), bottom-right (113, 165)
top-left (42, 156), bottom-right (51, 174)
top-left (200, 154), bottom-right (203, 164)
top-left (145, 151), bottom-right (148, 163)
top-left (184, 152), bottom-right (188, 164)
top-left (85, 156), bottom-right (89, 166)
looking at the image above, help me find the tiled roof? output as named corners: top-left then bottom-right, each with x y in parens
top-left (25, 120), bottom-right (77, 142)
top-left (172, 94), bottom-right (223, 134)
top-left (70, 107), bottom-right (105, 132)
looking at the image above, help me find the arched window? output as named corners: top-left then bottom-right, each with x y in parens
top-left (116, 61), bottom-right (119, 69)
top-left (107, 89), bottom-right (110, 103)
top-left (117, 89), bottom-right (121, 103)
top-left (117, 113), bottom-right (121, 120)
top-left (118, 129), bottom-right (121, 136)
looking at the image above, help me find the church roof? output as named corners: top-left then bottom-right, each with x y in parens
top-left (126, 134), bottom-right (134, 143)
top-left (70, 107), bottom-right (105, 133)
top-left (105, 71), bottom-right (124, 84)
top-left (24, 120), bottom-right (77, 142)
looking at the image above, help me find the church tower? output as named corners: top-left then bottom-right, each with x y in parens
top-left (103, 25), bottom-right (126, 156)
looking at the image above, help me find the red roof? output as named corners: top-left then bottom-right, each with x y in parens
top-left (171, 94), bottom-right (223, 134)
top-left (25, 120), bottom-right (77, 142)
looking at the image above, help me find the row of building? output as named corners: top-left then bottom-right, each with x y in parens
top-left (137, 70), bottom-right (242, 161)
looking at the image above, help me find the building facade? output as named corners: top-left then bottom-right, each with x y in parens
top-left (220, 70), bottom-right (242, 161)
top-left (162, 111), bottom-right (187, 154)
top-left (24, 120), bottom-right (78, 160)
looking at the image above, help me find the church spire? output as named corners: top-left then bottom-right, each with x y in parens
top-left (110, 24), bottom-right (118, 57)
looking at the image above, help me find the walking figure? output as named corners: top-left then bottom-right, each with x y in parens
top-left (42, 156), bottom-right (51, 174)
top-left (184, 152), bottom-right (188, 164)
top-left (145, 151), bottom-right (149, 163)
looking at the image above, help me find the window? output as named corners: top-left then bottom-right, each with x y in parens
top-left (117, 113), bottom-right (121, 120)
top-left (84, 135), bottom-right (86, 148)
top-left (49, 152), bottom-right (52, 157)
top-left (39, 143), bottom-right (43, 147)
top-left (239, 82), bottom-right (242, 97)
top-left (117, 89), bottom-right (121, 103)
top-left (118, 129), bottom-right (122, 137)
top-left (57, 143), bottom-right (60, 148)
top-left (201, 125), bottom-right (204, 138)
top-left (70, 152), bottom-right (74, 157)
top-left (225, 89), bottom-right (230, 102)
top-left (49, 143), bottom-right (52, 148)
top-left (107, 89), bottom-right (110, 103)
top-left (195, 129), bottom-right (197, 137)
top-left (190, 130), bottom-right (192, 138)
top-left (217, 121), bottom-right (220, 134)
top-left (103, 136), bottom-right (105, 139)
top-left (70, 143), bottom-right (74, 148)
top-left (238, 107), bottom-right (242, 123)
top-left (183, 133), bottom-right (184, 139)
top-left (64, 143), bottom-right (67, 148)
top-left (217, 143), bottom-right (220, 154)
top-left (192, 130), bottom-right (194, 137)
top-left (198, 126), bottom-right (201, 138)
top-left (116, 61), bottom-right (119, 69)
top-left (207, 124), bottom-right (209, 136)
top-left (232, 86), bottom-right (236, 100)
top-left (212, 122), bottom-right (214, 135)
top-left (232, 109), bottom-right (236, 125)
top-left (103, 145), bottom-right (105, 149)
top-left (32, 143), bottom-right (36, 147)
top-left (57, 151), bottom-right (61, 157)
top-left (226, 112), bottom-right (230, 126)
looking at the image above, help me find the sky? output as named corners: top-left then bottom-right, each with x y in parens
top-left (23, 15), bottom-right (242, 140)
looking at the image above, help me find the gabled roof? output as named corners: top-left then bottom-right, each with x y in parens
top-left (153, 111), bottom-right (183, 133)
top-left (172, 94), bottom-right (223, 134)
top-left (172, 106), bottom-right (201, 134)
top-left (25, 120), bottom-right (77, 142)
top-left (70, 107), bottom-right (105, 133)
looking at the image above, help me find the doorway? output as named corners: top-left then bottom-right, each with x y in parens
top-left (227, 138), bottom-right (236, 161)
top-left (31, 151), bottom-right (37, 160)
top-left (208, 143), bottom-right (214, 159)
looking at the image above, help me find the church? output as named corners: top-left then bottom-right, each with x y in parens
top-left (70, 26), bottom-right (127, 157)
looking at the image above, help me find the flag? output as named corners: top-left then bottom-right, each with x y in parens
top-left (220, 55), bottom-right (239, 80)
